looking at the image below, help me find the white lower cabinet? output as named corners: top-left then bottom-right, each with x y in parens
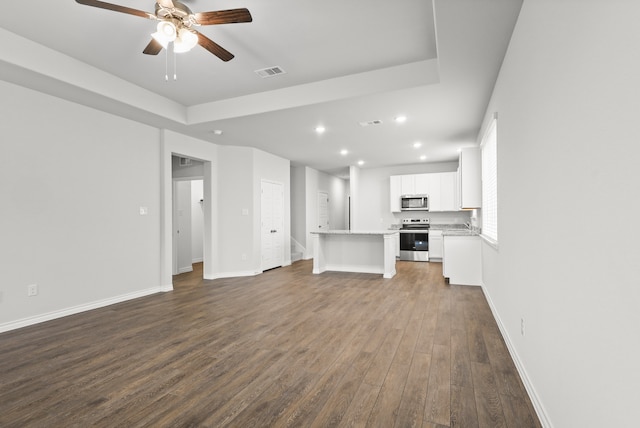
top-left (442, 235), bottom-right (482, 286)
top-left (429, 230), bottom-right (443, 260)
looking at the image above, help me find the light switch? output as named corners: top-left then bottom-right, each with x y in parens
top-left (139, 207), bottom-right (148, 216)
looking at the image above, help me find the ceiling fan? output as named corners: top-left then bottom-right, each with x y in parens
top-left (75, 0), bottom-right (252, 61)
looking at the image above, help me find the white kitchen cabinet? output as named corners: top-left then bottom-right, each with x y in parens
top-left (439, 172), bottom-right (458, 212)
top-left (442, 235), bottom-right (482, 286)
top-left (390, 175), bottom-right (402, 212)
top-left (429, 229), bottom-right (443, 260)
top-left (414, 174), bottom-right (430, 195)
top-left (389, 172), bottom-right (459, 212)
top-left (426, 173), bottom-right (441, 211)
top-left (401, 175), bottom-right (415, 195)
top-left (459, 147), bottom-right (482, 209)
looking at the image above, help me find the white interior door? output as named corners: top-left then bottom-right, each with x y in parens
top-left (261, 180), bottom-right (284, 271)
top-left (318, 191), bottom-right (329, 230)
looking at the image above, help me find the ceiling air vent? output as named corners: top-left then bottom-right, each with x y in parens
top-left (359, 120), bottom-right (383, 127)
top-left (255, 66), bottom-right (286, 78)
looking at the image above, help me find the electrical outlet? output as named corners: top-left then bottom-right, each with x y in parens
top-left (520, 317), bottom-right (525, 336)
top-left (28, 284), bottom-right (38, 297)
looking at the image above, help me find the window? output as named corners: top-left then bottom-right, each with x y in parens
top-left (481, 116), bottom-right (498, 243)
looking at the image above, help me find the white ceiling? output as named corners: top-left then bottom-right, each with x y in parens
top-left (0, 0), bottom-right (522, 176)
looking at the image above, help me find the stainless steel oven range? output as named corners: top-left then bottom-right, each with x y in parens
top-left (399, 218), bottom-right (430, 261)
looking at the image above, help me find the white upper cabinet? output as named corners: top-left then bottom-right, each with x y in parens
top-left (427, 173), bottom-right (441, 211)
top-left (400, 175), bottom-right (416, 195)
top-left (390, 175), bottom-right (402, 212)
top-left (414, 174), bottom-right (430, 195)
top-left (390, 171), bottom-right (459, 212)
top-left (441, 172), bottom-right (458, 212)
top-left (459, 147), bottom-right (482, 209)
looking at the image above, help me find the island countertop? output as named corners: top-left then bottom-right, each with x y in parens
top-left (310, 230), bottom-right (398, 278)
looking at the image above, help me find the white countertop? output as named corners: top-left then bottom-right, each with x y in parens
top-left (442, 229), bottom-right (480, 236)
top-left (311, 230), bottom-right (399, 236)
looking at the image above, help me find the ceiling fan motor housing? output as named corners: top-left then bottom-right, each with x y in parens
top-left (155, 1), bottom-right (196, 26)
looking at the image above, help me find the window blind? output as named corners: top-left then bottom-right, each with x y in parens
top-left (481, 118), bottom-right (498, 242)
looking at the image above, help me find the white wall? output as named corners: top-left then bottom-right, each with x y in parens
top-left (302, 167), bottom-right (349, 259)
top-left (0, 80), bottom-right (162, 331)
top-left (319, 171), bottom-right (348, 230)
top-left (0, 84), bottom-right (291, 331)
top-left (216, 145), bottom-right (255, 275)
top-left (479, 1), bottom-right (640, 427)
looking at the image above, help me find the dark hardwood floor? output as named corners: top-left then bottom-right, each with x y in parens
top-left (0, 260), bottom-right (541, 427)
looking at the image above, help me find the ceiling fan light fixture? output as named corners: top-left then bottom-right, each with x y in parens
top-left (152, 20), bottom-right (177, 46)
top-left (174, 28), bottom-right (198, 53)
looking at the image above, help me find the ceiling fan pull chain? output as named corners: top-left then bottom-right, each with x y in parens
top-left (164, 47), bottom-right (169, 82)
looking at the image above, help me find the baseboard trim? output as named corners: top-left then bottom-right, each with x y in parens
top-left (178, 266), bottom-right (193, 274)
top-left (481, 285), bottom-right (552, 428)
top-left (0, 286), bottom-right (170, 334)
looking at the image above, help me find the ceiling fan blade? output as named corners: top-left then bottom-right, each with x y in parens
top-left (197, 32), bottom-right (234, 62)
top-left (75, 0), bottom-right (154, 20)
top-left (142, 39), bottom-right (163, 55)
top-left (195, 8), bottom-right (253, 25)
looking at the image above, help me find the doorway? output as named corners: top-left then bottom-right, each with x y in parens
top-left (318, 191), bottom-right (329, 230)
top-left (172, 179), bottom-right (204, 276)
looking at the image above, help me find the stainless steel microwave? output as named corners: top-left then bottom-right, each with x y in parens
top-left (401, 194), bottom-right (429, 211)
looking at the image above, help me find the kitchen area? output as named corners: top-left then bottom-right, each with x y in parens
top-left (303, 146), bottom-right (484, 286)
top-left (387, 146), bottom-right (483, 286)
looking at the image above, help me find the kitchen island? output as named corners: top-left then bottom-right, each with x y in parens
top-left (310, 230), bottom-right (399, 278)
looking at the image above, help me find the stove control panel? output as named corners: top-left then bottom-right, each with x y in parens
top-left (402, 218), bottom-right (430, 225)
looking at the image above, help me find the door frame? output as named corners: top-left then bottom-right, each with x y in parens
top-left (160, 132), bottom-right (218, 290)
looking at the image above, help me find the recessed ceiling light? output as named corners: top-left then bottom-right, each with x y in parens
top-left (357, 160), bottom-right (364, 166)
top-left (340, 149), bottom-right (348, 156)
top-left (315, 126), bottom-right (326, 134)
top-left (210, 129), bottom-right (223, 135)
top-left (420, 155), bottom-right (427, 161)
top-left (395, 115), bottom-right (407, 123)
top-left (413, 142), bottom-right (422, 148)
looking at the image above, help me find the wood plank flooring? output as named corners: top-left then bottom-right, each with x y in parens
top-left (0, 260), bottom-right (541, 427)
